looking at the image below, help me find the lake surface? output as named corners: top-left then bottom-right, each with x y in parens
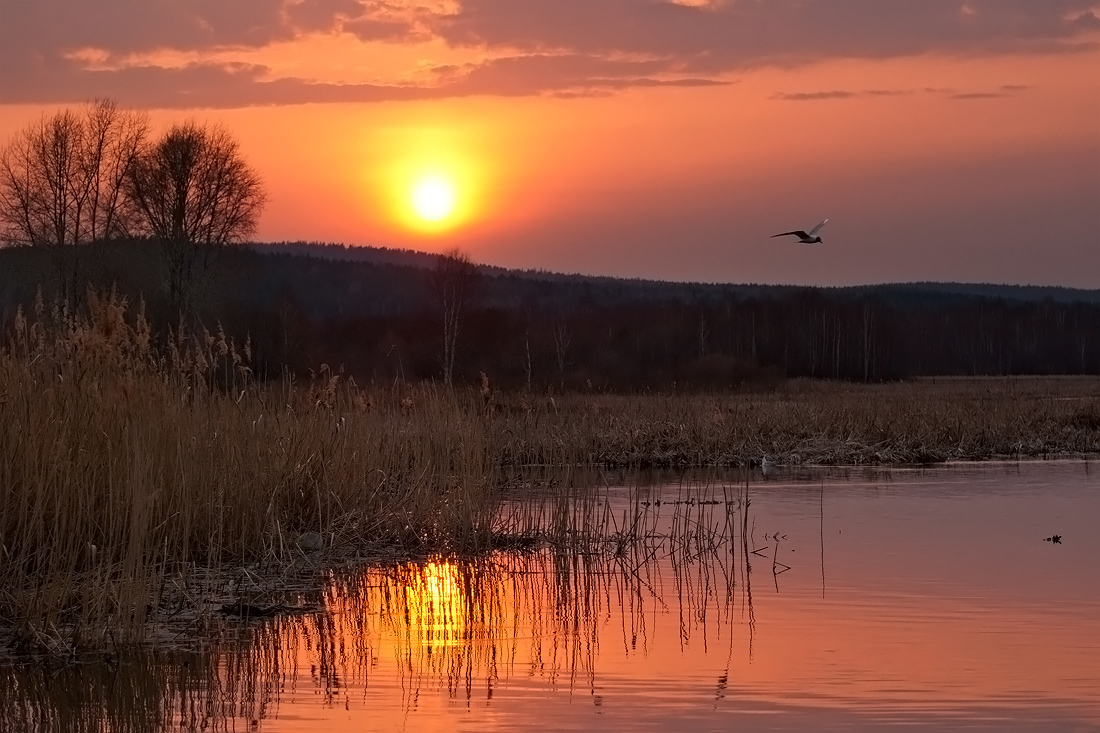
top-left (3, 461), bottom-right (1098, 732)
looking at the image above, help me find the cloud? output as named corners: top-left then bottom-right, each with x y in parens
top-left (430, 53), bottom-right (729, 97)
top-left (949, 92), bottom-right (1009, 100)
top-left (429, 0), bottom-right (1100, 69)
top-left (0, 0), bottom-right (1093, 107)
top-left (772, 91), bottom-right (860, 101)
top-left (772, 85), bottom-right (1031, 102)
top-left (771, 89), bottom-right (916, 101)
top-left (0, 51), bottom-right (729, 109)
top-left (0, 61), bottom-right (441, 109)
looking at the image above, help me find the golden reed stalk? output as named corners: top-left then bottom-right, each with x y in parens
top-left (2, 290), bottom-right (1096, 652)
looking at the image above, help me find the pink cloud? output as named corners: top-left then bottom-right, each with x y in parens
top-left (0, 0), bottom-right (1095, 106)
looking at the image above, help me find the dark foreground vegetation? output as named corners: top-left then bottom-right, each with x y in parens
top-left (2, 293), bottom-right (1098, 654)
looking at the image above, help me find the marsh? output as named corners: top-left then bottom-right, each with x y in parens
top-left (2, 461), bottom-right (1097, 732)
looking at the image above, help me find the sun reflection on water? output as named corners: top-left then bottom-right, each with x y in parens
top-left (2, 464), bottom-right (1099, 732)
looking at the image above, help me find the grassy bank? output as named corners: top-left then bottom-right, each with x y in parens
top-left (2, 293), bottom-right (1098, 652)
top-left (490, 377), bottom-right (1100, 467)
top-left (0, 293), bottom-right (501, 652)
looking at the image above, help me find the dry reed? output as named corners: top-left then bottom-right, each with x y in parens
top-left (0, 291), bottom-right (500, 652)
top-left (2, 290), bottom-right (1097, 653)
top-left (0, 466), bottom-right (759, 731)
top-left (486, 379), bottom-right (1100, 467)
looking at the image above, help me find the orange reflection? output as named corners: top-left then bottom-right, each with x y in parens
top-left (3, 468), bottom-right (1096, 731)
top-left (401, 559), bottom-right (468, 648)
top-left (221, 534), bottom-right (1100, 731)
top-left (243, 470), bottom-right (1100, 730)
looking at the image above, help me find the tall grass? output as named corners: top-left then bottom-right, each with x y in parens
top-left (2, 291), bottom-right (1097, 652)
top-left (0, 291), bottom-right (500, 652)
top-left (487, 379), bottom-right (1100, 466)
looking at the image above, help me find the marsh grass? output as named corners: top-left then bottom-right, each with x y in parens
top-left (0, 470), bottom-right (761, 731)
top-left (2, 290), bottom-right (1097, 654)
top-left (0, 291), bottom-right (501, 653)
top-left (488, 378), bottom-right (1100, 467)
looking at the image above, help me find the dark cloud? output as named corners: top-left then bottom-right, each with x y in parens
top-left (431, 0), bottom-right (1100, 71)
top-left (0, 1), bottom-right (418, 72)
top-left (949, 92), bottom-right (1009, 100)
top-left (341, 16), bottom-right (426, 42)
top-left (0, 52), bottom-right (726, 109)
top-left (1070, 10), bottom-right (1100, 30)
top-left (0, 1), bottom-right (292, 58)
top-left (772, 85), bottom-right (1030, 102)
top-left (771, 89), bottom-right (920, 101)
top-left (284, 0), bottom-right (373, 33)
top-left (772, 91), bottom-right (860, 101)
top-left (431, 53), bottom-right (728, 97)
top-left (0, 0), bottom-right (422, 106)
top-left (0, 61), bottom-right (437, 109)
top-left (0, 0), bottom-right (1092, 107)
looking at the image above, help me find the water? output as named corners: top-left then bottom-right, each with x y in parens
top-left (2, 461), bottom-right (1097, 732)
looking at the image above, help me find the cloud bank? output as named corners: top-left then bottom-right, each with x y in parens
top-left (1, 0), bottom-right (1095, 107)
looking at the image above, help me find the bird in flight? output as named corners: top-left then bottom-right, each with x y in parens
top-left (771, 219), bottom-right (828, 244)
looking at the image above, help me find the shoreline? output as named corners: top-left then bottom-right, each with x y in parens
top-left (3, 309), bottom-right (1097, 657)
top-left (4, 456), bottom-right (1095, 663)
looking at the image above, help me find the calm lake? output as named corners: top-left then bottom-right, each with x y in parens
top-left (3, 461), bottom-right (1098, 732)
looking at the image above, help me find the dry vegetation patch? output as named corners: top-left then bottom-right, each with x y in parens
top-left (2, 293), bottom-right (1097, 653)
top-left (489, 378), bottom-right (1099, 467)
top-left (0, 293), bottom-right (498, 653)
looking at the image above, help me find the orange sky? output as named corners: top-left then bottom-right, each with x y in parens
top-left (1, 0), bottom-right (1098, 286)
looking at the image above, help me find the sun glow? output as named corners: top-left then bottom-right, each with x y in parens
top-left (411, 175), bottom-right (456, 222)
top-left (365, 122), bottom-right (496, 238)
top-left (382, 158), bottom-right (477, 235)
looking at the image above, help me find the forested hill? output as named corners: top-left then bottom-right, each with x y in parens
top-left (256, 241), bottom-right (1100, 304)
top-left (2, 240), bottom-right (1098, 389)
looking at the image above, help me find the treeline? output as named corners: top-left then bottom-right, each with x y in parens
top-left (2, 239), bottom-right (1098, 390)
top-left (0, 100), bottom-right (264, 317)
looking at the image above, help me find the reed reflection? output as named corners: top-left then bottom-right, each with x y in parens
top-left (263, 480), bottom-right (755, 724)
top-left (0, 476), bottom-right (764, 731)
top-left (312, 534), bottom-right (753, 711)
top-left (0, 646), bottom-right (278, 733)
top-left (9, 465), bottom-right (1094, 732)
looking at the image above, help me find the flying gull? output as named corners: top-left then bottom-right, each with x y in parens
top-left (771, 219), bottom-right (828, 244)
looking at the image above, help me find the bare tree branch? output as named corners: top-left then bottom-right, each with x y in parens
top-left (0, 100), bottom-right (147, 307)
top-left (127, 121), bottom-right (266, 318)
top-left (431, 248), bottom-right (478, 387)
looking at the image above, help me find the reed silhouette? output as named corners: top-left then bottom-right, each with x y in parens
top-left (0, 473), bottom-right (774, 731)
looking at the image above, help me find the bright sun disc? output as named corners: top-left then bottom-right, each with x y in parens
top-left (411, 176), bottom-right (456, 222)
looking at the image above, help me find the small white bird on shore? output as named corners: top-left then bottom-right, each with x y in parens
top-left (771, 219), bottom-right (828, 244)
top-left (761, 455), bottom-right (777, 476)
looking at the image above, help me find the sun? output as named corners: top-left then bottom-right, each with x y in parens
top-left (411, 175), bottom-right (457, 223)
top-left (371, 129), bottom-right (488, 236)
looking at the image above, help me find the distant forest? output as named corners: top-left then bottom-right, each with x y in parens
top-left (2, 239), bottom-right (1099, 390)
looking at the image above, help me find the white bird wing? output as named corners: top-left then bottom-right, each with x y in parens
top-left (808, 218), bottom-right (828, 236)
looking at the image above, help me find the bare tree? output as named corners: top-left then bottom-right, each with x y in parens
top-left (431, 248), bottom-right (478, 387)
top-left (0, 100), bottom-right (147, 306)
top-left (127, 121), bottom-right (265, 318)
top-left (553, 321), bottom-right (571, 385)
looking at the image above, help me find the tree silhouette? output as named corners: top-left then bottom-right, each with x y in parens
top-left (431, 248), bottom-right (478, 386)
top-left (0, 100), bottom-right (147, 307)
top-left (127, 121), bottom-right (265, 319)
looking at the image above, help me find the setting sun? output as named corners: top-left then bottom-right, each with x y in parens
top-left (366, 123), bottom-right (493, 237)
top-left (411, 175), bottom-right (456, 222)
